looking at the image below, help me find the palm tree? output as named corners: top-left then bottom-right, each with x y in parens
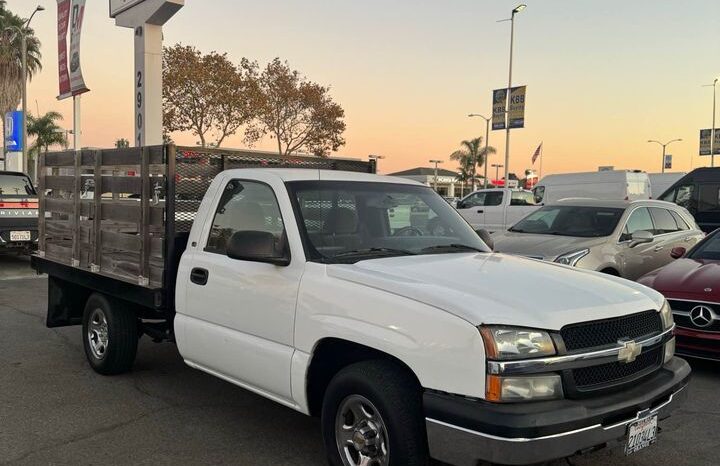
top-left (0, 2), bottom-right (43, 153)
top-left (115, 138), bottom-right (130, 148)
top-left (450, 137), bottom-right (496, 190)
top-left (28, 111), bottom-right (67, 156)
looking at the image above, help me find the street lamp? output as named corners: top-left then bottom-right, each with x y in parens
top-left (491, 163), bottom-right (504, 184)
top-left (703, 79), bottom-right (718, 167)
top-left (5, 5), bottom-right (44, 174)
top-left (647, 139), bottom-right (682, 173)
top-left (498, 4), bottom-right (526, 185)
top-left (468, 113), bottom-right (492, 190)
top-left (368, 154), bottom-right (385, 173)
top-left (429, 159), bottom-right (443, 191)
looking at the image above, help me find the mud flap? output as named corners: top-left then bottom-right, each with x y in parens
top-left (46, 276), bottom-right (87, 328)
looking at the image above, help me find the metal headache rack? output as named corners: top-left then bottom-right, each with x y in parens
top-left (37, 145), bottom-right (376, 296)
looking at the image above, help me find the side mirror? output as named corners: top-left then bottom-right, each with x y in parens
top-left (226, 230), bottom-right (290, 266)
top-left (629, 230), bottom-right (653, 248)
top-left (456, 201), bottom-right (465, 209)
top-left (476, 229), bottom-right (494, 251)
top-left (670, 246), bottom-right (686, 259)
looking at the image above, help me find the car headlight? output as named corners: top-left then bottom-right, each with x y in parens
top-left (480, 326), bottom-right (556, 360)
top-left (660, 300), bottom-right (674, 330)
top-left (554, 249), bottom-right (590, 266)
top-left (486, 374), bottom-right (564, 402)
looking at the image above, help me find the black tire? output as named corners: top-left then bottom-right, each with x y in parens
top-left (321, 359), bottom-right (428, 466)
top-left (82, 293), bottom-right (138, 375)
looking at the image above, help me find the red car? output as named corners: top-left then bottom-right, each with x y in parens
top-left (639, 229), bottom-right (720, 360)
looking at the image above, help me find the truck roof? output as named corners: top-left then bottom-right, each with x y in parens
top-left (221, 168), bottom-right (421, 185)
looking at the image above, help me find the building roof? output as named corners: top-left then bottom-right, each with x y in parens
top-left (389, 167), bottom-right (460, 177)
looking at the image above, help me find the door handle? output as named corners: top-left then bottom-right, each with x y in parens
top-left (477, 209), bottom-right (484, 213)
top-left (190, 267), bottom-right (209, 286)
top-left (653, 246), bottom-right (664, 252)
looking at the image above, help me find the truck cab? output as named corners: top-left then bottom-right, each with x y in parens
top-left (455, 188), bottom-right (538, 233)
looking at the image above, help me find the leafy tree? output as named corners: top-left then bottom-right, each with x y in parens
top-left (244, 58), bottom-right (346, 157)
top-left (163, 44), bottom-right (258, 148)
top-left (28, 111), bottom-right (66, 156)
top-left (115, 138), bottom-right (130, 148)
top-left (450, 137), bottom-right (496, 190)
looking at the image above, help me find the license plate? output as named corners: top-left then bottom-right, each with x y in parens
top-left (10, 231), bottom-right (31, 242)
top-left (625, 414), bottom-right (658, 455)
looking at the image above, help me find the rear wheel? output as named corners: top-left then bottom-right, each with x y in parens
top-left (321, 360), bottom-right (428, 466)
top-left (82, 293), bottom-right (138, 375)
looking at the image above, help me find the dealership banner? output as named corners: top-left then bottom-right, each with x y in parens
top-left (57, 0), bottom-right (89, 99)
top-left (664, 154), bottom-right (672, 170)
top-left (492, 89), bottom-right (507, 130)
top-left (507, 86), bottom-right (526, 129)
top-left (699, 129), bottom-right (720, 156)
top-left (4, 111), bottom-right (23, 152)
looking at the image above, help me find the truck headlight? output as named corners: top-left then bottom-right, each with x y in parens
top-left (486, 374), bottom-right (563, 402)
top-left (480, 326), bottom-right (556, 360)
top-left (554, 249), bottom-right (590, 266)
top-left (660, 300), bottom-right (674, 330)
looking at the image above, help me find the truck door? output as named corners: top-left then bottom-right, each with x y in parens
top-left (480, 191), bottom-right (507, 233)
top-left (180, 178), bottom-right (303, 400)
top-left (456, 192), bottom-right (487, 229)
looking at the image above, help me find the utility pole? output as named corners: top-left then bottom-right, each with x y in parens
top-left (500, 4), bottom-right (526, 186)
top-left (429, 159), bottom-right (443, 192)
top-left (492, 163), bottom-right (504, 183)
top-left (648, 139), bottom-right (682, 173)
top-left (468, 113), bottom-right (492, 190)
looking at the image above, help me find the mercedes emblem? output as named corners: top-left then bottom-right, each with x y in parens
top-left (690, 305), bottom-right (714, 329)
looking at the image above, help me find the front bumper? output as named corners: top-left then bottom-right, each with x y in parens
top-left (425, 357), bottom-right (690, 466)
top-left (675, 326), bottom-right (720, 361)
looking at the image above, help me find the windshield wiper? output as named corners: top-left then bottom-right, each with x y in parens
top-left (332, 247), bottom-right (417, 259)
top-left (421, 244), bottom-right (486, 254)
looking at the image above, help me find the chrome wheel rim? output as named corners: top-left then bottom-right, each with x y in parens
top-left (335, 395), bottom-right (389, 466)
top-left (87, 308), bottom-right (109, 360)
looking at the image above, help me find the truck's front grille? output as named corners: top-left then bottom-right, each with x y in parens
top-left (571, 347), bottom-right (663, 390)
top-left (561, 310), bottom-right (662, 351)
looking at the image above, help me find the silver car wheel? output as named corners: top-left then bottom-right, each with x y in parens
top-left (335, 394), bottom-right (389, 466)
top-left (87, 308), bottom-right (109, 360)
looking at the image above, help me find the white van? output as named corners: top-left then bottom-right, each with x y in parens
top-left (648, 172), bottom-right (685, 199)
top-left (533, 170), bottom-right (651, 205)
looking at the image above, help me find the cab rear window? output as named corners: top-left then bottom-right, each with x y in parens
top-left (0, 174), bottom-right (36, 197)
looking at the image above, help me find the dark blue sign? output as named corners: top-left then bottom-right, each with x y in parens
top-left (4, 111), bottom-right (23, 152)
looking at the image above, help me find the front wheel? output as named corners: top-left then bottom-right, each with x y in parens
top-left (82, 293), bottom-right (138, 375)
top-left (321, 360), bottom-right (428, 466)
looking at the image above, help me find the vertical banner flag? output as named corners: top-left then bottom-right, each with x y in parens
top-left (507, 86), bottom-right (527, 129)
top-left (4, 111), bottom-right (24, 152)
top-left (664, 154), bottom-right (672, 170)
top-left (492, 89), bottom-right (507, 130)
top-left (531, 142), bottom-right (543, 164)
top-left (57, 0), bottom-right (89, 99)
top-left (699, 129), bottom-right (720, 155)
top-left (56, 0), bottom-right (71, 98)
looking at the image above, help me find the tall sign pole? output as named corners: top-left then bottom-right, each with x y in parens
top-left (111, 0), bottom-right (184, 147)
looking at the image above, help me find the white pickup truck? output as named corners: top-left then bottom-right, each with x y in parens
top-left (33, 146), bottom-right (690, 466)
top-left (456, 188), bottom-right (539, 233)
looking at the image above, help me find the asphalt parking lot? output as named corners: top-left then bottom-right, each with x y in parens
top-left (1, 255), bottom-right (718, 466)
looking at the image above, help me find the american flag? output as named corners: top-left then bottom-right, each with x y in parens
top-left (531, 142), bottom-right (543, 164)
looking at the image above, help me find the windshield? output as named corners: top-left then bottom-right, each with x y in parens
top-left (0, 174), bottom-right (36, 198)
top-left (286, 181), bottom-right (490, 263)
top-left (509, 205), bottom-right (624, 237)
top-left (688, 231), bottom-right (720, 261)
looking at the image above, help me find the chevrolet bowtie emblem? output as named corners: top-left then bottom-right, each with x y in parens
top-left (618, 340), bottom-right (641, 364)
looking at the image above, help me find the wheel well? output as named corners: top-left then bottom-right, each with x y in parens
top-left (600, 267), bottom-right (620, 276)
top-left (306, 338), bottom-right (420, 417)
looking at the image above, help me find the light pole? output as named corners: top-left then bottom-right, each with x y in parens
top-left (468, 113), bottom-right (492, 190)
top-left (5, 5), bottom-right (44, 174)
top-left (647, 139), bottom-right (682, 173)
top-left (429, 159), bottom-right (443, 192)
top-left (368, 154), bottom-right (385, 173)
top-left (498, 4), bottom-right (526, 185)
top-left (491, 163), bottom-right (504, 184)
top-left (53, 128), bottom-right (75, 150)
top-left (703, 79), bottom-right (718, 167)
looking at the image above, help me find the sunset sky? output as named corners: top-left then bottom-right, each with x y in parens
top-left (7, 0), bottom-right (720, 176)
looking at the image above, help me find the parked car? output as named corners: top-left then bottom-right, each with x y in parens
top-left (32, 146), bottom-right (690, 466)
top-left (649, 172), bottom-right (685, 199)
top-left (533, 170), bottom-right (651, 205)
top-left (0, 171), bottom-right (38, 253)
top-left (657, 167), bottom-right (720, 233)
top-left (455, 188), bottom-right (539, 233)
top-left (493, 199), bottom-right (703, 280)
top-left (639, 229), bottom-right (720, 360)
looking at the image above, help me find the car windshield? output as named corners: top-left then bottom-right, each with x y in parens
top-left (286, 181), bottom-right (490, 263)
top-left (688, 232), bottom-right (720, 261)
top-left (509, 205), bottom-right (624, 237)
top-left (0, 174), bottom-right (35, 198)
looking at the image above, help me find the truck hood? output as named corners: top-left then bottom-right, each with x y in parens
top-left (493, 232), bottom-right (607, 260)
top-left (327, 253), bottom-right (662, 330)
